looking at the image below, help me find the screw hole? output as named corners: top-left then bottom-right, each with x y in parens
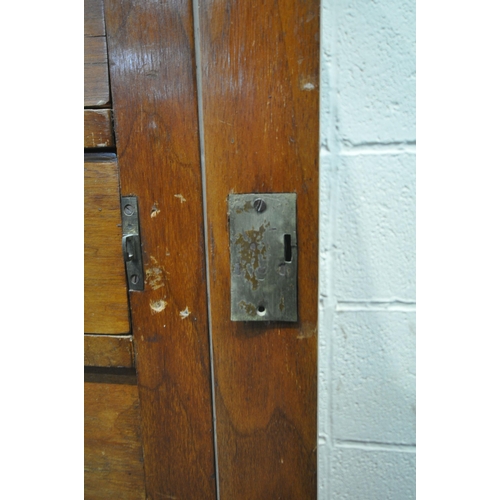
top-left (130, 274), bottom-right (139, 285)
top-left (257, 304), bottom-right (266, 316)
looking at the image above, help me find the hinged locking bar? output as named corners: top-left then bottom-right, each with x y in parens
top-left (121, 196), bottom-right (144, 291)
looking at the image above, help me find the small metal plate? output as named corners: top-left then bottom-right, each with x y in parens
top-left (121, 196), bottom-right (144, 291)
top-left (229, 193), bottom-right (297, 321)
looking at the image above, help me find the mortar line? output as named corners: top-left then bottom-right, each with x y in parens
top-left (334, 439), bottom-right (416, 453)
top-left (340, 141), bottom-right (416, 156)
top-left (318, 1), bottom-right (341, 494)
top-left (336, 300), bottom-right (416, 312)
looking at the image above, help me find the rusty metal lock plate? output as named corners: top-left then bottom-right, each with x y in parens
top-left (229, 193), bottom-right (297, 321)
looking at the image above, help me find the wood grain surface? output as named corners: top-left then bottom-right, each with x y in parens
top-left (85, 334), bottom-right (134, 367)
top-left (104, 1), bottom-right (216, 498)
top-left (84, 153), bottom-right (130, 334)
top-left (84, 109), bottom-right (115, 148)
top-left (85, 0), bottom-right (105, 36)
top-left (199, 0), bottom-right (320, 498)
top-left (85, 374), bottom-right (146, 499)
top-left (84, 35), bottom-right (110, 107)
top-left (85, 35), bottom-right (108, 65)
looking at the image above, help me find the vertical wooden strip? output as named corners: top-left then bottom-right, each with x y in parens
top-left (199, 1), bottom-right (319, 498)
top-left (104, 1), bottom-right (216, 498)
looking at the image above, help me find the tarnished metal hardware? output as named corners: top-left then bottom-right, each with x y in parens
top-left (121, 196), bottom-right (144, 291)
top-left (229, 193), bottom-right (297, 322)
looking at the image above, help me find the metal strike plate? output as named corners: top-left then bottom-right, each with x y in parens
top-left (121, 196), bottom-right (144, 291)
top-left (229, 193), bottom-right (297, 321)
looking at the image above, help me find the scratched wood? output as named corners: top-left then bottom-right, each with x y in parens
top-left (85, 335), bottom-right (134, 367)
top-left (84, 153), bottom-right (130, 334)
top-left (104, 0), bottom-right (216, 498)
top-left (84, 109), bottom-right (115, 148)
top-left (199, 1), bottom-right (320, 498)
top-left (85, 373), bottom-right (146, 499)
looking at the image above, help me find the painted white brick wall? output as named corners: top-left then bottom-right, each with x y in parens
top-left (319, 0), bottom-right (416, 498)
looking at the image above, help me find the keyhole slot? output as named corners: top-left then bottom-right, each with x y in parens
top-left (284, 234), bottom-right (292, 263)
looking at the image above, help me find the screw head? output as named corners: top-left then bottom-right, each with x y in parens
top-left (253, 198), bottom-right (267, 213)
top-left (130, 274), bottom-right (139, 285)
top-left (124, 204), bottom-right (135, 216)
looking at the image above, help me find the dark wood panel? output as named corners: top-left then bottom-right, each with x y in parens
top-left (104, 1), bottom-right (216, 498)
top-left (85, 0), bottom-right (106, 36)
top-left (84, 154), bottom-right (130, 334)
top-left (199, 0), bottom-right (320, 498)
top-left (85, 334), bottom-right (134, 367)
top-left (85, 376), bottom-right (146, 499)
top-left (84, 109), bottom-right (115, 148)
top-left (84, 36), bottom-right (110, 107)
